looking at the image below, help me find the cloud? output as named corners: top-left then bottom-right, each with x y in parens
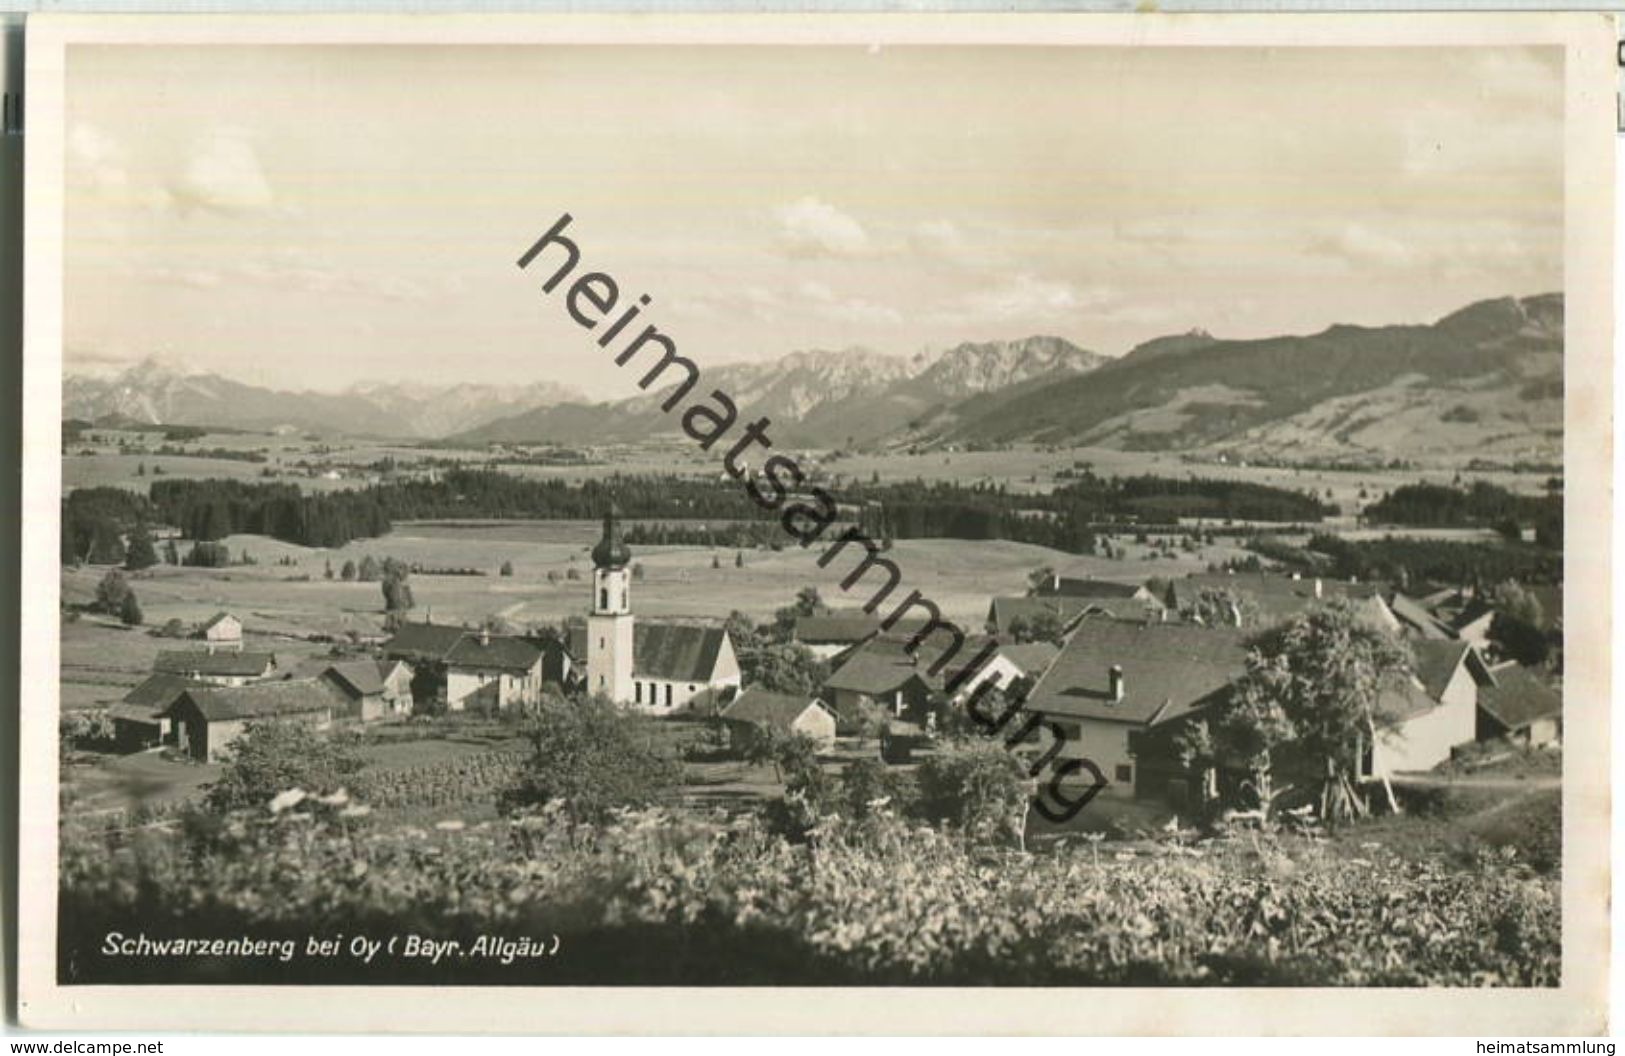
top-left (797, 280), bottom-right (902, 325)
top-left (773, 196), bottom-right (872, 258)
top-left (171, 129), bottom-right (275, 215)
top-left (962, 274), bottom-right (1090, 321)
top-left (1306, 223), bottom-right (1417, 271)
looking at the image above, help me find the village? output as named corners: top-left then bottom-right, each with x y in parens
top-left (69, 494), bottom-right (1563, 841)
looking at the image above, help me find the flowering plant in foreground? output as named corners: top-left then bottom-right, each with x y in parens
top-left (59, 793), bottom-right (1558, 987)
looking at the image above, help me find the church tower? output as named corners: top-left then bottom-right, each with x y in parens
top-left (586, 504), bottom-right (635, 704)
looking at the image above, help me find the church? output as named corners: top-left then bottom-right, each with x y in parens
top-left (569, 506), bottom-right (742, 715)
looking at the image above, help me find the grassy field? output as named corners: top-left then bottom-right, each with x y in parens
top-left (62, 520), bottom-right (1250, 664)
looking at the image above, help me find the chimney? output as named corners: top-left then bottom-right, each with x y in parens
top-left (1313, 577), bottom-right (1323, 599)
top-left (1108, 664), bottom-right (1125, 703)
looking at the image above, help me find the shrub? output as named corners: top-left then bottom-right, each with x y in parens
top-left (498, 694), bottom-right (682, 826)
top-left (203, 722), bottom-right (365, 813)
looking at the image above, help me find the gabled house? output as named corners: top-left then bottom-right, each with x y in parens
top-left (1037, 575), bottom-right (1164, 609)
top-left (108, 672), bottom-right (201, 751)
top-left (984, 596), bottom-right (1101, 637)
top-left (196, 611), bottom-right (244, 653)
top-left (1022, 619), bottom-right (1249, 800)
top-left (299, 659), bottom-right (394, 722)
top-left (1385, 592), bottom-right (1458, 640)
top-left (153, 650), bottom-right (277, 687)
top-left (1169, 572), bottom-right (1399, 634)
top-left (382, 622), bottom-right (469, 666)
top-left (793, 612), bottom-right (928, 660)
top-left (720, 688), bottom-right (838, 754)
top-left (1477, 663), bottom-right (1562, 747)
top-left (821, 630), bottom-right (1023, 735)
top-left (165, 680), bottom-right (339, 763)
top-left (375, 658), bottom-right (414, 713)
top-left (444, 630), bottom-right (545, 713)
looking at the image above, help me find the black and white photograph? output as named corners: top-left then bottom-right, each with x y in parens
top-left (15, 12), bottom-right (1614, 1034)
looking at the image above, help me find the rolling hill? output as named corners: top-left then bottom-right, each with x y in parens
top-left (920, 294), bottom-right (1563, 462)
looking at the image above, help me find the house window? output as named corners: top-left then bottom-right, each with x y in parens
top-left (598, 674), bottom-right (605, 688)
top-left (600, 588), bottom-right (608, 610)
top-left (635, 682), bottom-right (642, 704)
top-left (1115, 764), bottom-right (1133, 784)
top-left (665, 684), bottom-right (673, 708)
top-left (599, 637), bottom-right (605, 649)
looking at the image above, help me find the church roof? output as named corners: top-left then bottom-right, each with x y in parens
top-left (592, 505), bottom-right (632, 569)
top-left (633, 623), bottom-right (728, 683)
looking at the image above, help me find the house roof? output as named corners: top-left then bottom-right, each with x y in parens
top-left (1409, 640), bottom-right (1492, 701)
top-left (1379, 678), bottom-right (1447, 724)
top-left (1022, 618), bottom-right (1248, 725)
top-left (634, 623), bottom-right (728, 683)
top-left (720, 688), bottom-right (827, 731)
top-left (985, 596), bottom-right (1101, 634)
top-left (823, 631), bottom-right (1000, 698)
top-left (1170, 573), bottom-right (1387, 627)
top-left (1448, 599), bottom-right (1496, 632)
top-left (376, 658), bottom-right (410, 680)
top-left (1478, 665), bottom-right (1563, 731)
top-left (121, 672), bottom-right (203, 713)
top-left (793, 612), bottom-right (929, 645)
top-left (445, 634), bottom-right (544, 673)
top-left (153, 650), bottom-right (276, 678)
top-left (107, 702), bottom-right (172, 725)
top-left (1044, 577), bottom-right (1150, 600)
top-left (170, 680), bottom-right (337, 722)
top-left (383, 622), bottom-right (470, 662)
top-left (200, 611), bottom-right (239, 632)
top-left (998, 641), bottom-right (1060, 678)
top-left (1386, 592), bottom-right (1456, 640)
top-left (320, 660), bottom-right (387, 698)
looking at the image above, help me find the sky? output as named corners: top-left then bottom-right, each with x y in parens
top-left (64, 43), bottom-right (1564, 400)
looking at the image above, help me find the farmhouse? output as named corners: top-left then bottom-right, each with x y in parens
top-left (1169, 572), bottom-right (1400, 633)
top-left (287, 658), bottom-right (398, 722)
top-left (375, 658), bottom-right (415, 712)
top-left (195, 611), bottom-right (243, 653)
top-left (382, 621), bottom-right (469, 665)
top-left (108, 672), bottom-right (200, 751)
top-left (1036, 575), bottom-right (1164, 609)
top-left (984, 595), bottom-right (1098, 637)
top-left (1381, 639), bottom-right (1497, 772)
top-left (444, 630), bottom-right (545, 713)
top-left (1023, 619), bottom-right (1249, 800)
top-left (153, 650), bottom-right (277, 687)
top-left (821, 630), bottom-right (1020, 734)
top-left (576, 507), bottom-right (742, 714)
top-left (720, 688), bottom-right (838, 754)
top-left (792, 612), bottom-right (927, 660)
top-left (165, 680), bottom-right (338, 763)
top-left (1476, 662), bottom-right (1563, 747)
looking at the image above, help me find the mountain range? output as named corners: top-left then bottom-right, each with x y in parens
top-left (452, 335), bottom-right (1107, 448)
top-left (62, 359), bottom-right (587, 440)
top-left (63, 294), bottom-right (1563, 461)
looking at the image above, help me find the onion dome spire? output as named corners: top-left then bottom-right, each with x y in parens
top-left (591, 503), bottom-right (632, 570)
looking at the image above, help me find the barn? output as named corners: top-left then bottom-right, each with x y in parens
top-left (108, 673), bottom-right (200, 751)
top-left (164, 680), bottom-right (338, 763)
top-left (720, 688), bottom-right (838, 754)
top-left (196, 611), bottom-right (244, 653)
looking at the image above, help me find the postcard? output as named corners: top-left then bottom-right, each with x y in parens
top-left (16, 12), bottom-right (1615, 1034)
